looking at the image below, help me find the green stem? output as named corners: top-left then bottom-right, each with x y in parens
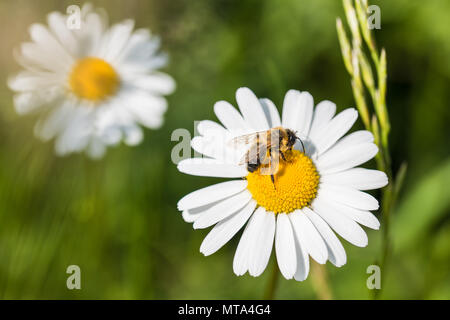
top-left (311, 262), bottom-right (333, 300)
top-left (373, 183), bottom-right (393, 299)
top-left (339, 0), bottom-right (407, 301)
top-left (374, 162), bottom-right (406, 299)
top-left (264, 260), bottom-right (280, 300)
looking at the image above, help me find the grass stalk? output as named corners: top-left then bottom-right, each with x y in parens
top-left (337, 0), bottom-right (407, 299)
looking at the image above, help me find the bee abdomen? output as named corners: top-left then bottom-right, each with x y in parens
top-left (247, 163), bottom-right (259, 173)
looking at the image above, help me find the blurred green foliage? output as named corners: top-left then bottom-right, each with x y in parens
top-left (0, 0), bottom-right (448, 299)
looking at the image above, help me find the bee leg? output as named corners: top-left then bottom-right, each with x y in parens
top-left (280, 151), bottom-right (287, 162)
top-left (271, 174), bottom-right (276, 189)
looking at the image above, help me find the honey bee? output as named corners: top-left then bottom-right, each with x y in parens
top-left (229, 127), bottom-right (304, 186)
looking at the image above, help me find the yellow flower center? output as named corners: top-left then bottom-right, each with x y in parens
top-left (69, 57), bottom-right (120, 102)
top-left (246, 150), bottom-right (320, 214)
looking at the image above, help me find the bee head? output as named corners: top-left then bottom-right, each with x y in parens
top-left (286, 129), bottom-right (298, 147)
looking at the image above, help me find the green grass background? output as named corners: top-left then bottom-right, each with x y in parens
top-left (0, 0), bottom-right (448, 299)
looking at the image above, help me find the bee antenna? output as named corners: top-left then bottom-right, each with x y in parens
top-left (297, 136), bottom-right (306, 153)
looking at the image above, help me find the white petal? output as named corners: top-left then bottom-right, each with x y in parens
top-left (177, 180), bottom-right (247, 211)
top-left (317, 130), bottom-right (374, 165)
top-left (275, 214), bottom-right (297, 279)
top-left (8, 72), bottom-right (60, 91)
top-left (312, 196), bottom-right (368, 247)
top-left (319, 184), bottom-right (379, 211)
top-left (131, 72), bottom-right (176, 95)
top-left (116, 29), bottom-right (152, 61)
top-left (13, 92), bottom-right (42, 114)
top-left (123, 125), bottom-right (143, 146)
top-left (294, 91), bottom-right (314, 138)
top-left (177, 158), bottom-right (247, 178)
top-left (125, 91), bottom-right (167, 129)
top-left (12, 90), bottom-right (60, 115)
top-left (347, 210), bottom-right (380, 230)
top-left (193, 191), bottom-right (252, 229)
top-left (282, 90), bottom-right (301, 130)
top-left (191, 134), bottom-right (238, 162)
top-left (116, 30), bottom-right (162, 70)
top-left (100, 20), bottom-right (135, 61)
top-left (332, 130), bottom-right (374, 145)
top-left (316, 143), bottom-right (378, 175)
top-left (259, 98), bottom-right (281, 128)
top-left (303, 207), bottom-right (347, 267)
top-left (34, 100), bottom-right (76, 141)
top-left (54, 109), bottom-right (92, 155)
top-left (308, 100), bottom-right (336, 139)
top-left (248, 210), bottom-right (275, 277)
top-left (233, 207), bottom-right (264, 276)
top-left (191, 136), bottom-right (220, 160)
top-left (323, 200), bottom-right (380, 230)
top-left (182, 203), bottom-right (217, 223)
top-left (236, 87), bottom-right (269, 131)
top-left (76, 11), bottom-right (107, 56)
top-left (98, 125), bottom-right (122, 146)
top-left (182, 210), bottom-right (200, 223)
top-left (119, 51), bottom-right (168, 75)
top-left (200, 200), bottom-right (256, 256)
top-left (312, 108), bottom-right (358, 155)
top-left (289, 210), bottom-right (328, 264)
top-left (96, 99), bottom-right (135, 135)
top-left (214, 100), bottom-right (248, 132)
top-left (293, 231), bottom-right (310, 282)
top-left (28, 23), bottom-right (73, 69)
top-left (321, 168), bottom-right (388, 190)
top-left (47, 12), bottom-right (78, 56)
top-left (196, 120), bottom-right (227, 138)
top-left (16, 43), bottom-right (60, 73)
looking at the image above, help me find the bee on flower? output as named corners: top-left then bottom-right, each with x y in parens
top-left (177, 87), bottom-right (388, 281)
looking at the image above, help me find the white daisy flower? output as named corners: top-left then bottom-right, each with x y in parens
top-left (8, 3), bottom-right (175, 158)
top-left (177, 87), bottom-right (388, 281)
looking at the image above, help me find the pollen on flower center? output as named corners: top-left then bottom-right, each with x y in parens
top-left (69, 57), bottom-right (120, 102)
top-left (246, 149), bottom-right (320, 214)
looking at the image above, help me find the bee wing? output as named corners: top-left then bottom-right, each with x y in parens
top-left (259, 149), bottom-right (281, 176)
top-left (227, 131), bottom-right (269, 149)
top-left (238, 141), bottom-right (268, 166)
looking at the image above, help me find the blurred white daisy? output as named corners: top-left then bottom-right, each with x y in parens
top-left (8, 3), bottom-right (175, 158)
top-left (177, 87), bottom-right (388, 281)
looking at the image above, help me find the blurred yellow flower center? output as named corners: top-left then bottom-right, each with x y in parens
top-left (69, 57), bottom-right (119, 101)
top-left (246, 150), bottom-right (319, 214)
